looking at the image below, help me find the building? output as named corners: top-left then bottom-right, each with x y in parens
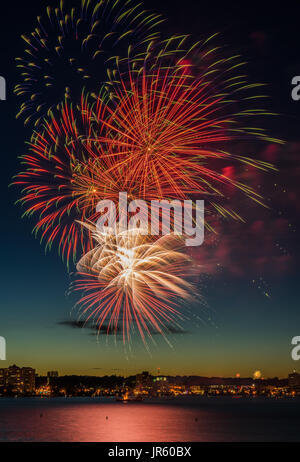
top-left (47, 370), bottom-right (59, 386)
top-left (6, 365), bottom-right (22, 392)
top-left (136, 371), bottom-right (152, 387)
top-left (47, 371), bottom-right (59, 378)
top-left (153, 376), bottom-right (170, 395)
top-left (0, 365), bottom-right (35, 394)
top-left (288, 372), bottom-right (300, 387)
top-left (0, 367), bottom-right (7, 388)
top-left (135, 371), bottom-right (153, 395)
top-left (22, 367), bottom-right (36, 393)
top-left (190, 385), bottom-right (205, 395)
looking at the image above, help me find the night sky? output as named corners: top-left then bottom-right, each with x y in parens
top-left (0, 0), bottom-right (300, 377)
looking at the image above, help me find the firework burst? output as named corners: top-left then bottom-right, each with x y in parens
top-left (73, 222), bottom-right (194, 344)
top-left (12, 94), bottom-right (109, 264)
top-left (90, 35), bottom-right (280, 222)
top-left (14, 0), bottom-right (163, 126)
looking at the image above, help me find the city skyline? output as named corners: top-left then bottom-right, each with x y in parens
top-left (1, 364), bottom-right (300, 400)
top-left (1, 363), bottom-right (300, 380)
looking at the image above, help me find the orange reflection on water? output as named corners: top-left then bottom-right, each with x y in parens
top-left (0, 399), bottom-right (207, 442)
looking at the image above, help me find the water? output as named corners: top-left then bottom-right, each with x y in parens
top-left (0, 396), bottom-right (299, 442)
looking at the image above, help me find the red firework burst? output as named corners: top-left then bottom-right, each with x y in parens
top-left (14, 36), bottom-right (279, 268)
top-left (90, 61), bottom-right (278, 220)
top-left (13, 94), bottom-right (111, 264)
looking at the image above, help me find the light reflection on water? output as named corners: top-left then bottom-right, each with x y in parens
top-left (0, 397), bottom-right (300, 442)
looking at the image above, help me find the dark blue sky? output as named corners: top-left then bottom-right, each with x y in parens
top-left (0, 0), bottom-right (299, 377)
